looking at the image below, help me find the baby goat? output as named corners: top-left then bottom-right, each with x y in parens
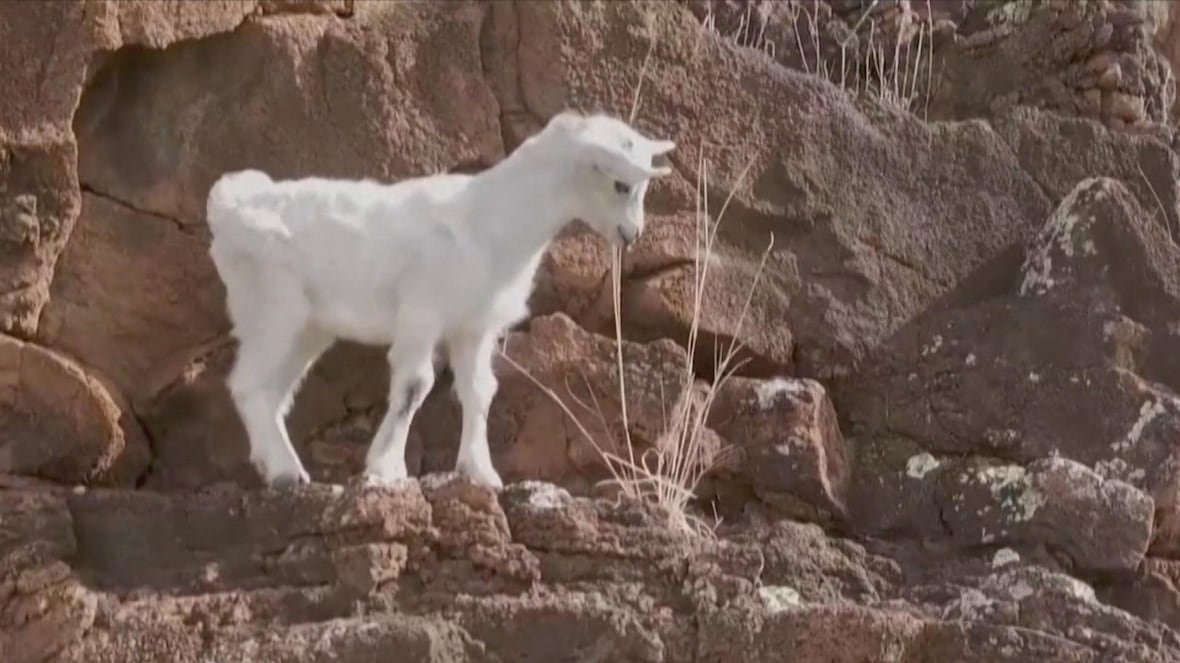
top-left (206, 111), bottom-right (676, 489)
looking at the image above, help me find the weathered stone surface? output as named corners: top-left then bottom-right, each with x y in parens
top-left (563, 212), bottom-right (796, 378)
top-left (1, 546), bottom-right (97, 663)
top-left (0, 0), bottom-right (311, 338)
top-left (535, 0), bottom-right (1052, 379)
top-left (840, 177), bottom-right (1180, 563)
top-left (0, 491), bottom-right (75, 559)
top-left (938, 457), bottom-right (1153, 574)
top-left (1100, 558), bottom-right (1180, 633)
top-left (702, 376), bottom-right (850, 523)
top-left (0, 335), bottom-right (149, 485)
top-left (409, 313), bottom-right (699, 493)
top-left (4, 1), bottom-right (1180, 660)
top-left (38, 193), bottom-right (227, 406)
top-left (689, 0), bottom-right (1177, 130)
top-left (0, 478), bottom-right (1175, 661)
top-left (67, 481), bottom-right (432, 592)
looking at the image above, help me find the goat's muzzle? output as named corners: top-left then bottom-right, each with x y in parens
top-left (616, 225), bottom-right (639, 248)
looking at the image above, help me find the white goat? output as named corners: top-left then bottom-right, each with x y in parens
top-left (205, 111), bottom-right (676, 489)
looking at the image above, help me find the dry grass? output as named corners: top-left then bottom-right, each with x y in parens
top-left (699, 0), bottom-right (937, 117)
top-left (497, 26), bottom-right (775, 537)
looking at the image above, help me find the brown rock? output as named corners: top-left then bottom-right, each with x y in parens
top-left (1155, 1), bottom-right (1180, 117)
top-left (0, 491), bottom-right (75, 559)
top-left (1110, 90), bottom-right (1147, 122)
top-left (0, 134), bottom-right (81, 337)
top-left (0, 335), bottom-right (149, 485)
top-left (600, 213), bottom-right (794, 377)
top-left (929, 564), bottom-right (1177, 661)
top-left (703, 376), bottom-right (850, 523)
top-left (258, 0), bottom-right (351, 17)
top-left (66, 481), bottom-right (431, 591)
top-left (535, 0), bottom-right (1052, 378)
top-left (60, 613), bottom-right (484, 663)
top-left (139, 339), bottom-right (391, 490)
top-left (841, 177), bottom-right (1180, 561)
top-left (0, 0), bottom-right (316, 338)
top-left (532, 211), bottom-right (794, 379)
top-left (418, 473), bottom-right (540, 584)
top-left (940, 457), bottom-right (1153, 573)
top-left (135, 342), bottom-right (259, 490)
top-left (993, 109), bottom-right (1180, 237)
top-left (0, 477), bottom-right (1176, 661)
top-left (415, 313), bottom-right (697, 492)
top-left (73, 2), bottom-right (500, 227)
top-left (0, 546), bottom-right (97, 663)
top-left (38, 192), bottom-right (227, 405)
top-left (1099, 559), bottom-right (1180, 632)
top-left (1076, 87), bottom-right (1103, 116)
top-left (922, 0), bottom-right (1175, 128)
top-left (500, 481), bottom-right (691, 561)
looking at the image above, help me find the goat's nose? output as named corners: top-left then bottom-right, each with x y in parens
top-left (617, 225), bottom-right (639, 248)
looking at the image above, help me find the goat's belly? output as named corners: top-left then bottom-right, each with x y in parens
top-left (311, 303), bottom-right (396, 346)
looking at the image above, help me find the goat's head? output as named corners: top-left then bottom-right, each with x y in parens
top-left (556, 112), bottom-right (676, 249)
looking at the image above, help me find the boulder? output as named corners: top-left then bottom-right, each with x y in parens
top-left (840, 177), bottom-right (1180, 559)
top-left (0, 335), bottom-right (149, 485)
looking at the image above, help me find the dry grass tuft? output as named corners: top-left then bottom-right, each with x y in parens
top-left (698, 0), bottom-right (937, 117)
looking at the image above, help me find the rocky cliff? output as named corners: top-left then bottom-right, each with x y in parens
top-left (5, 1), bottom-right (1180, 661)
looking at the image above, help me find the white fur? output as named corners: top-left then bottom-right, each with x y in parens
top-left (205, 111), bottom-right (676, 488)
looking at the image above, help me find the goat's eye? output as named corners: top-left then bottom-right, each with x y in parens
top-left (613, 180), bottom-right (631, 195)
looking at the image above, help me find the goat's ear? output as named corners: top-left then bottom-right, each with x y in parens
top-left (583, 141), bottom-right (664, 185)
top-left (648, 140), bottom-right (676, 156)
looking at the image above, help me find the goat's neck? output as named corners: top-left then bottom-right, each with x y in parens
top-left (461, 150), bottom-right (572, 275)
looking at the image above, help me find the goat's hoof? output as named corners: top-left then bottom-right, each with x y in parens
top-left (457, 462), bottom-right (504, 490)
top-left (362, 465), bottom-right (410, 488)
top-left (269, 470), bottom-right (311, 490)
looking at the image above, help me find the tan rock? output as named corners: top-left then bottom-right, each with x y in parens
top-left (573, 213), bottom-right (795, 378)
top-left (1085, 50), bottom-right (1119, 74)
top-left (1097, 62), bottom-right (1124, 90)
top-left (704, 376), bottom-right (850, 523)
top-left (944, 457), bottom-right (1153, 573)
top-left (37, 193), bottom-right (227, 405)
top-left (0, 0), bottom-right (307, 338)
top-left (0, 134), bottom-right (81, 338)
top-left (0, 546), bottom-right (97, 663)
top-left (488, 312), bottom-right (696, 491)
top-left (0, 334), bottom-right (148, 485)
top-left (1110, 90), bottom-right (1147, 122)
top-left (1076, 87), bottom-right (1103, 116)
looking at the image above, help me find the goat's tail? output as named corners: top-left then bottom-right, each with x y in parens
top-left (206, 169), bottom-right (292, 259)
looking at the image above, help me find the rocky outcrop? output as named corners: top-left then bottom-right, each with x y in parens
top-left (4, 479), bottom-right (1180, 662)
top-left (839, 176), bottom-right (1180, 566)
top-left (687, 0), bottom-right (1177, 130)
top-left (5, 0), bottom-right (1180, 659)
top-left (0, 335), bottom-right (149, 485)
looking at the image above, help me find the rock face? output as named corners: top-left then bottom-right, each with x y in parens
top-left (5, 479), bottom-right (1180, 663)
top-left (0, 335), bottom-right (149, 485)
top-left (702, 376), bottom-right (850, 524)
top-left (838, 177), bottom-right (1180, 568)
top-left (5, 0), bottom-right (1180, 660)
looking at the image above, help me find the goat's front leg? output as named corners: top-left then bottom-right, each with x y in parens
top-left (447, 330), bottom-right (504, 489)
top-left (364, 338), bottom-right (436, 484)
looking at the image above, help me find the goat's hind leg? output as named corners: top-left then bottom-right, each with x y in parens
top-left (226, 297), bottom-right (332, 488)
